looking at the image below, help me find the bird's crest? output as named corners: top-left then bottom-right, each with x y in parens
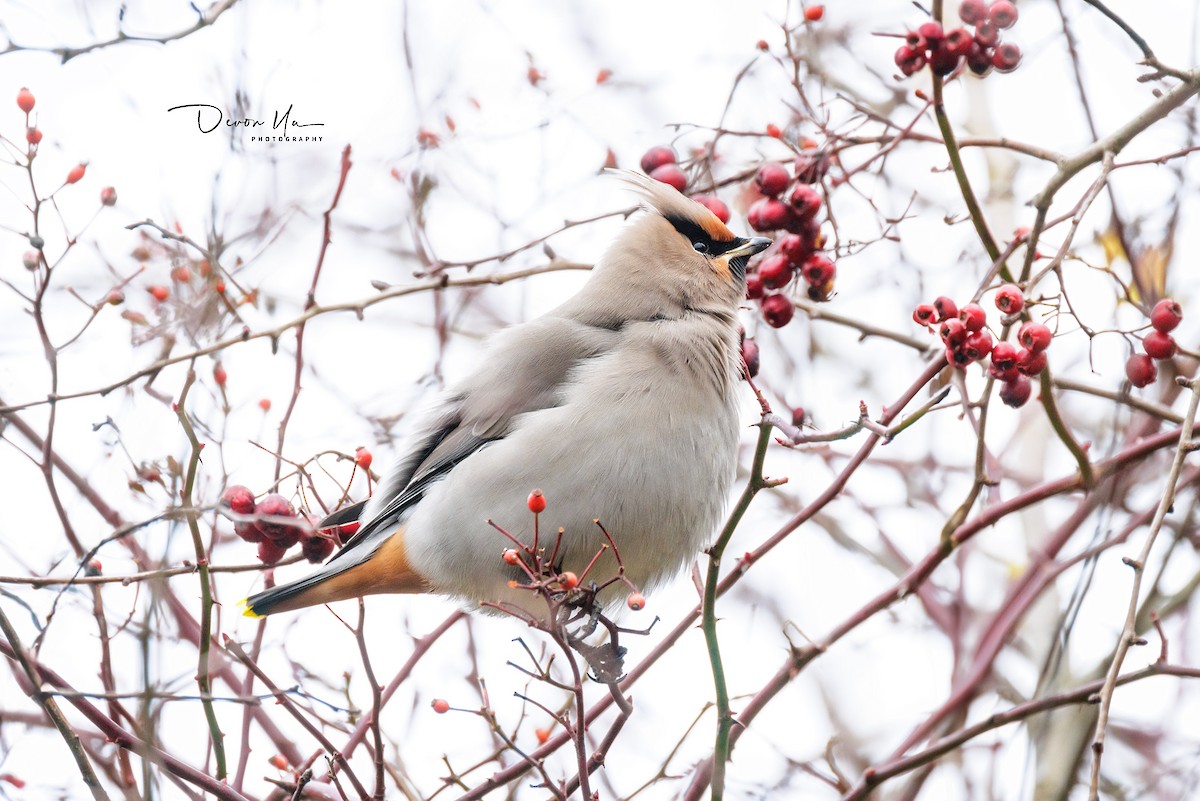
top-left (611, 169), bottom-right (737, 244)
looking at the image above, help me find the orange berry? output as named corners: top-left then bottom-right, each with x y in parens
top-left (16, 87), bottom-right (34, 113)
top-left (527, 489), bottom-right (546, 513)
top-left (215, 281), bottom-right (226, 293)
top-left (431, 698), bottom-right (450, 714)
top-left (804, 4), bottom-right (824, 21)
top-left (535, 727), bottom-right (551, 744)
top-left (25, 127), bottom-right (42, 145)
top-left (147, 285), bottom-right (169, 302)
top-left (502, 549), bottom-right (520, 565)
top-left (268, 754), bottom-right (288, 770)
top-left (627, 592), bottom-right (646, 611)
top-left (66, 163), bottom-right (86, 184)
top-left (559, 571), bottom-right (579, 590)
top-left (595, 68), bottom-right (612, 84)
top-left (355, 446), bottom-right (373, 471)
top-left (766, 123), bottom-right (783, 138)
top-left (170, 265), bottom-right (192, 283)
top-left (258, 398), bottom-right (272, 412)
top-left (213, 363), bottom-right (227, 386)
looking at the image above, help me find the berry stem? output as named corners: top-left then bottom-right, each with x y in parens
top-left (702, 419), bottom-right (775, 801)
top-left (174, 367), bottom-right (228, 780)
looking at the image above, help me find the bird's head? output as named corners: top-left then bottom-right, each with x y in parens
top-left (584, 171), bottom-right (772, 317)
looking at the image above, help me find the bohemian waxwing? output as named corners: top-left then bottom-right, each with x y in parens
top-left (244, 172), bottom-right (771, 617)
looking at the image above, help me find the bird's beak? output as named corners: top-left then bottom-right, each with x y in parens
top-left (725, 237), bottom-right (773, 260)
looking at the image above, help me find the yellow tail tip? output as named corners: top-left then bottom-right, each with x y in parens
top-left (239, 598), bottom-right (265, 619)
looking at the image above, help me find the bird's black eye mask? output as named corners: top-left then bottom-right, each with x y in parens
top-left (664, 214), bottom-right (751, 280)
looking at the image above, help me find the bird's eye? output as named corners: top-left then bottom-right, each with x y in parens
top-left (693, 241), bottom-right (709, 254)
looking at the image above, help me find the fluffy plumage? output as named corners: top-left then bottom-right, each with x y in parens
top-left (244, 172), bottom-right (771, 617)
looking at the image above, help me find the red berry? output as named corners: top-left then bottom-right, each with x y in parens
top-left (1016, 347), bottom-right (1047, 376)
top-left (761, 294), bottom-right (795, 327)
top-left (170, 265), bottom-right (192, 283)
top-left (595, 68), bottom-right (612, 84)
top-left (431, 698), bottom-right (450, 714)
top-left (105, 290), bottom-right (124, 306)
top-left (929, 47), bottom-right (961, 77)
top-left (918, 21), bottom-right (944, 44)
top-left (527, 489), bottom-right (547, 513)
top-left (959, 302), bottom-right (986, 332)
top-left (946, 345), bottom-right (973, 369)
top-left (989, 362), bottom-right (1019, 382)
top-left (940, 318), bottom-right (967, 346)
top-left (777, 233), bottom-right (811, 266)
top-left (966, 41), bottom-right (993, 76)
top-left (999, 375), bottom-right (1032, 408)
top-left (16, 87), bottom-right (35, 113)
top-left (559, 571), bottom-right (579, 590)
top-left (895, 45), bottom-right (926, 76)
top-left (148, 285), bottom-right (169, 302)
top-left (988, 0), bottom-right (1018, 29)
top-left (991, 341), bottom-right (1019, 372)
top-left (627, 592), bottom-right (646, 611)
top-left (639, 146), bottom-right (676, 174)
top-left (1018, 322), bottom-right (1052, 352)
top-left (100, 186), bottom-right (117, 206)
top-left (502, 549), bottom-right (520, 565)
top-left (1150, 299), bottom-right (1183, 333)
top-left (256, 494), bottom-right (298, 544)
top-left (944, 27), bottom-right (974, 57)
top-left (748, 198), bottom-right (794, 232)
top-left (649, 163), bottom-right (687, 192)
top-left (234, 521), bottom-right (264, 543)
top-left (258, 398), bottom-right (272, 412)
top-left (1125, 353), bottom-right (1157, 387)
top-left (933, 296), bottom-right (959, 322)
top-left (959, 0), bottom-right (988, 25)
top-left (256, 538), bottom-right (288, 565)
top-left (302, 534), bottom-right (335, 563)
top-left (756, 39), bottom-right (770, 51)
top-left (791, 406), bottom-right (807, 426)
top-left (745, 272), bottom-right (765, 300)
top-left (800, 254), bottom-right (835, 286)
top-left (1143, 330), bottom-right (1178, 360)
top-left (66, 163), bottom-right (86, 184)
top-left (964, 329), bottom-right (994, 359)
top-left (992, 42), bottom-right (1022, 73)
top-left (213, 363), bottom-right (227, 386)
top-left (913, 304), bottom-right (937, 327)
top-left (268, 755), bottom-right (289, 771)
top-left (691, 194), bottom-right (730, 223)
top-left (788, 184), bottom-right (822, 218)
top-left (741, 338), bottom-right (760, 379)
top-left (755, 163), bottom-right (791, 197)
top-left (535, 727), bottom-right (551, 744)
top-left (994, 284), bottom-right (1024, 314)
top-left (221, 485), bottom-right (256, 515)
top-left (355, 446), bottom-right (373, 471)
top-left (334, 521), bottom-right (360, 545)
top-left (758, 254), bottom-right (794, 289)
top-left (793, 152), bottom-right (828, 184)
top-left (25, 127), bottom-right (42, 145)
top-left (974, 20), bottom-right (1000, 47)
top-left (804, 4), bottom-right (824, 21)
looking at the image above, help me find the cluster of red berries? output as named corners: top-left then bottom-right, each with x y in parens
top-left (745, 158), bottom-right (835, 327)
top-left (894, 1), bottom-right (1021, 78)
top-left (914, 283), bottom-right (1049, 408)
top-left (220, 486), bottom-right (336, 566)
top-left (1126, 299), bottom-right (1184, 388)
top-left (15, 88), bottom-right (112, 208)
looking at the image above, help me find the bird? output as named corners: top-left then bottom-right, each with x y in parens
top-left (243, 172), bottom-right (771, 617)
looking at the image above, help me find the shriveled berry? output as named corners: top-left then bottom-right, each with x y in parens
top-left (431, 698), bottom-right (450, 714)
top-left (1142, 330), bottom-right (1177, 360)
top-left (639, 146), bottom-right (676, 174)
top-left (1125, 353), bottom-right (1157, 387)
top-left (16, 87), bottom-right (35, 113)
top-left (627, 592), bottom-right (646, 611)
top-left (257, 538), bottom-right (289, 565)
top-left (1150, 299), bottom-right (1183, 333)
top-left (302, 534), bottom-right (335, 563)
top-left (959, 0), bottom-right (988, 25)
top-left (527, 489), bottom-right (547, 513)
top-left (66, 163), bottom-right (86, 184)
top-left (221, 485), bottom-right (256, 515)
top-left (992, 42), bottom-right (1022, 73)
top-left (691, 194), bottom-right (730, 223)
top-left (994, 284), bottom-right (1024, 314)
top-left (789, 184), bottom-right (822, 218)
top-left (999, 375), bottom-right (1032, 408)
top-left (913, 304), bottom-right (937, 327)
top-left (100, 186), bottom-right (117, 206)
top-left (745, 272), bottom-right (765, 300)
top-left (755, 163), bottom-right (791, 197)
top-left (355, 446), bottom-right (373, 471)
top-left (748, 198), bottom-right (794, 232)
top-left (933, 296), bottom-right (959, 322)
top-left (988, 0), bottom-right (1018, 29)
top-left (940, 318), bottom-right (968, 346)
top-left (1018, 322), bottom-right (1052, 352)
top-left (1016, 347), bottom-right (1047, 376)
top-left (649, 163), bottom-right (687, 192)
top-left (800, 254), bottom-right (835, 286)
top-left (741, 338), bottom-right (760, 379)
top-left (959, 302), bottom-right (986, 332)
top-left (105, 289), bottom-right (124, 306)
top-left (761, 294), bottom-right (794, 327)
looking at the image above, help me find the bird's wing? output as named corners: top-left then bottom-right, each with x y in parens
top-left (325, 314), bottom-right (622, 563)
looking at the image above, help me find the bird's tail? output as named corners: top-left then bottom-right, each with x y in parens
top-left (242, 529), bottom-right (426, 617)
